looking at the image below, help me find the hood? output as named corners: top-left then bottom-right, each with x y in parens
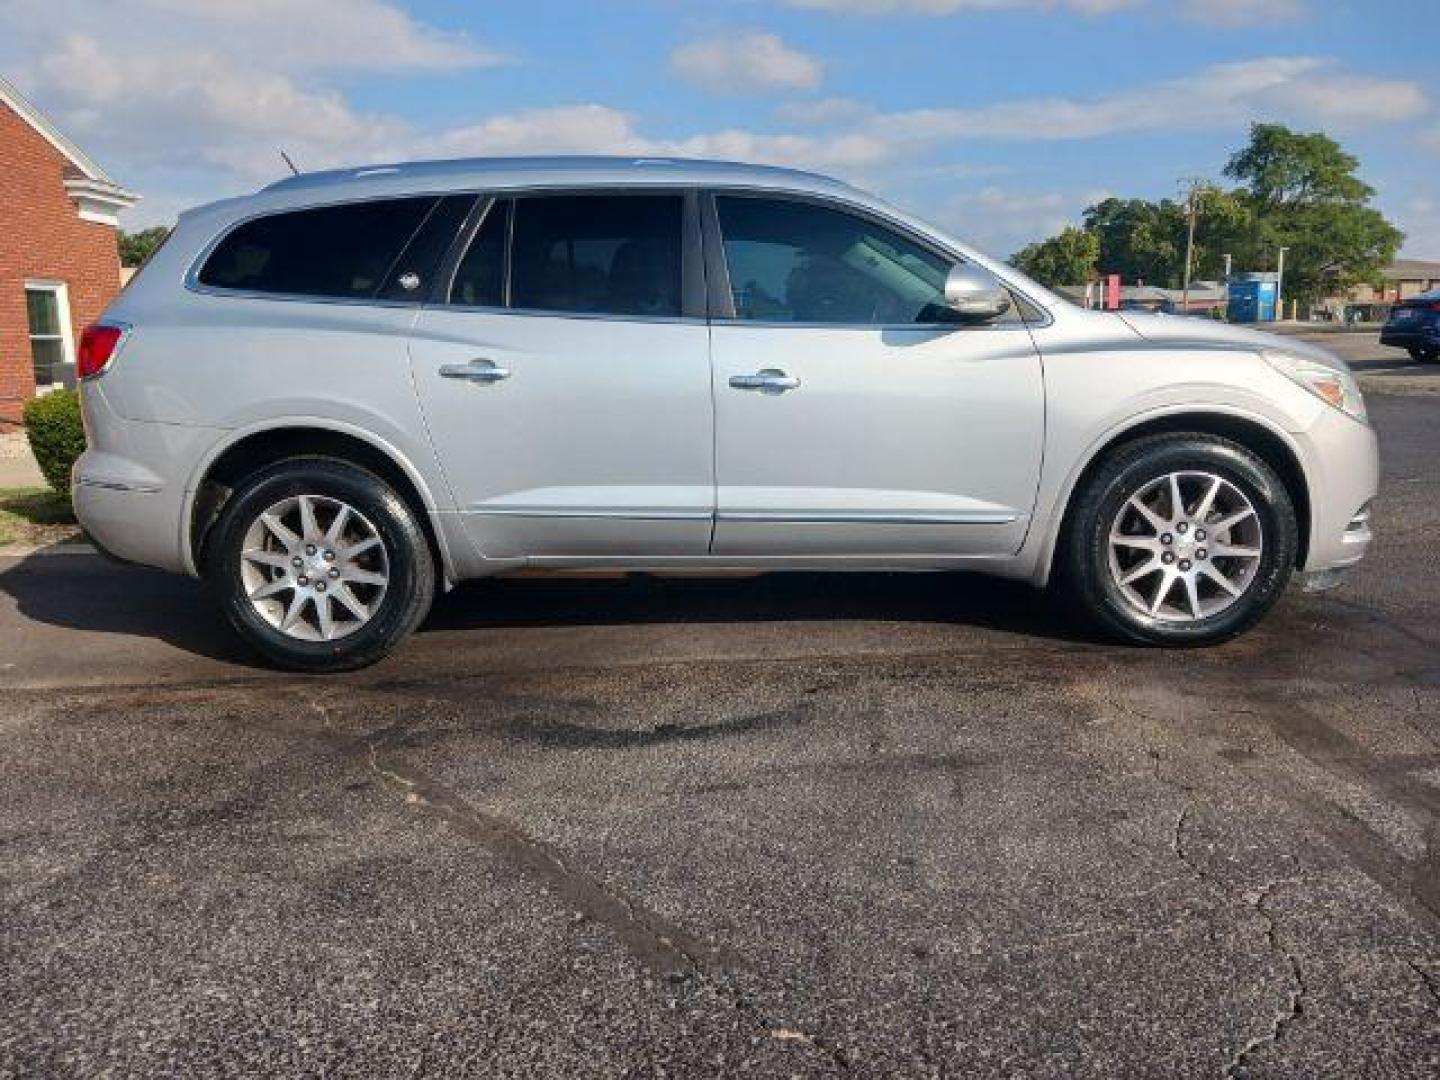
top-left (1116, 311), bottom-right (1350, 373)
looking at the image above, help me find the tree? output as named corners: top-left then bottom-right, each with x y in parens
top-left (1005, 124), bottom-right (1401, 306)
top-left (1223, 123), bottom-right (1402, 305)
top-left (1011, 226), bottom-right (1099, 287)
top-left (118, 226), bottom-right (171, 268)
top-left (1082, 198), bottom-right (1187, 287)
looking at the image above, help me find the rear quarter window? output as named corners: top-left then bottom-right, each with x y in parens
top-left (197, 197), bottom-right (440, 300)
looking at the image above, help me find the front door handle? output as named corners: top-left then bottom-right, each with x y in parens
top-left (729, 368), bottom-right (801, 393)
top-left (439, 359), bottom-right (511, 383)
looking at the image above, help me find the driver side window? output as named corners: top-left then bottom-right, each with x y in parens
top-left (714, 195), bottom-right (962, 326)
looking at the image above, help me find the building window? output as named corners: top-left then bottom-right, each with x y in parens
top-left (24, 282), bottom-right (75, 390)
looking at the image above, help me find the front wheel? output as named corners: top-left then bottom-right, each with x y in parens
top-left (1060, 434), bottom-right (1298, 646)
top-left (207, 457), bottom-right (434, 671)
top-left (1409, 346), bottom-right (1440, 364)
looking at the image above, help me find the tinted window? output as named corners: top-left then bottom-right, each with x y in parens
top-left (510, 195), bottom-right (682, 317)
top-left (199, 197), bottom-right (436, 299)
top-left (376, 194), bottom-right (475, 301)
top-left (449, 199), bottom-right (510, 307)
top-left (715, 196), bottom-right (959, 325)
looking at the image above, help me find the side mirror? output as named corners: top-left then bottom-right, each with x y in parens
top-left (944, 263), bottom-right (1012, 321)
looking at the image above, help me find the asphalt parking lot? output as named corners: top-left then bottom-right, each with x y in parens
top-left (2, 337), bottom-right (1438, 1077)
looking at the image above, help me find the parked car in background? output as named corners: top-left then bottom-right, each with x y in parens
top-left (72, 157), bottom-right (1378, 670)
top-left (1380, 289), bottom-right (1440, 362)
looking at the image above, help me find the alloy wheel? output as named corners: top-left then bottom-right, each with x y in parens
top-left (1106, 470), bottom-right (1264, 624)
top-left (238, 494), bottom-right (390, 642)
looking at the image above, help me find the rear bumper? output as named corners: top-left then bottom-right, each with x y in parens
top-left (72, 471), bottom-right (185, 571)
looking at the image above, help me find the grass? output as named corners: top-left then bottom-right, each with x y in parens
top-left (0, 487), bottom-right (79, 547)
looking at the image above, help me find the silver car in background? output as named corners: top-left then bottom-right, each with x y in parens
top-left (73, 157), bottom-right (1378, 670)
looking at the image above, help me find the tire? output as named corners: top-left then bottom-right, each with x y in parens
top-left (206, 457), bottom-right (434, 672)
top-left (1418, 348), bottom-right (1440, 364)
top-left (1059, 434), bottom-right (1298, 646)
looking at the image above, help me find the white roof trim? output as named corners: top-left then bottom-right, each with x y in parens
top-left (0, 72), bottom-right (138, 206)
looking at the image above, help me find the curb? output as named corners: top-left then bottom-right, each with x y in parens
top-left (0, 542), bottom-right (99, 558)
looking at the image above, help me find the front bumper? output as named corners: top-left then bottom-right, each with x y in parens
top-left (1380, 326), bottom-right (1440, 349)
top-left (1297, 405), bottom-right (1378, 575)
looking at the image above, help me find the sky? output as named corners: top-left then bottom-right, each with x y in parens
top-left (2, 0), bottom-right (1436, 262)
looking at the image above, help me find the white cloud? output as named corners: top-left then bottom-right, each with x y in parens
top-left (784, 0), bottom-right (1311, 21)
top-left (1176, 0), bottom-right (1304, 25)
top-left (137, 0), bottom-right (502, 71)
top-left (5, 0), bottom-right (502, 73)
top-left (670, 32), bottom-right (823, 94)
top-left (858, 58), bottom-right (1426, 144)
top-left (414, 105), bottom-right (888, 172)
top-left (28, 35), bottom-right (403, 181)
top-left (781, 0), bottom-right (1141, 15)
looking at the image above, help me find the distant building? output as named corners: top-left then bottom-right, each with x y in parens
top-left (0, 74), bottom-right (137, 429)
top-left (1315, 259), bottom-right (1440, 323)
top-left (1054, 280), bottom-right (1228, 317)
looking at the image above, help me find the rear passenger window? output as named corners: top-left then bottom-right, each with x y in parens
top-left (198, 197), bottom-right (437, 300)
top-left (510, 195), bottom-right (682, 318)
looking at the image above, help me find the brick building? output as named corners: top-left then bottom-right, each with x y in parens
top-left (1, 74), bottom-right (137, 429)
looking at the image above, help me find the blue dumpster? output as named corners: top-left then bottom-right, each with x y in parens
top-left (1227, 275), bottom-right (1278, 323)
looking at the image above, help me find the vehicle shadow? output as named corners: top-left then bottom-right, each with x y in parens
top-left (0, 547), bottom-right (259, 666)
top-left (0, 548), bottom-right (1098, 661)
top-left (422, 570), bottom-right (1095, 645)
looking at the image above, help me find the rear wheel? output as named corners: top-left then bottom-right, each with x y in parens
top-left (207, 457), bottom-right (434, 671)
top-left (1060, 434), bottom-right (1298, 646)
top-left (1410, 346), bottom-right (1440, 364)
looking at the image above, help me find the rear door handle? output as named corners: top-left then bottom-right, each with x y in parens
top-left (729, 369), bottom-right (800, 393)
top-left (439, 358), bottom-right (511, 383)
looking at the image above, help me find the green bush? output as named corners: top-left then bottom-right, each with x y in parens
top-left (22, 390), bottom-right (86, 494)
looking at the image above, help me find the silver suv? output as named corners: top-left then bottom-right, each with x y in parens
top-left (74, 157), bottom-right (1377, 670)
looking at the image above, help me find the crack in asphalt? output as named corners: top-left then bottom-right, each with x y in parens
top-left (346, 718), bottom-right (852, 1074)
top-left (1407, 961), bottom-right (1440, 1011)
top-left (1148, 757), bottom-right (1311, 1079)
top-left (1223, 882), bottom-right (1306, 1080)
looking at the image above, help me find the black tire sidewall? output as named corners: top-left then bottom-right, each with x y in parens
top-left (208, 458), bottom-right (433, 671)
top-left (1070, 437), bottom-right (1297, 645)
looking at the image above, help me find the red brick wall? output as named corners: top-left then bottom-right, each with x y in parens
top-left (0, 101), bottom-right (123, 430)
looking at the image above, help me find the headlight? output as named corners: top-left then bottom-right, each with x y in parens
top-left (1262, 349), bottom-right (1367, 424)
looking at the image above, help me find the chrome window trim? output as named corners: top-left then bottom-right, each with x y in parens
top-left (184, 284), bottom-right (429, 311)
top-left (707, 319), bottom-right (1035, 334)
top-left (432, 302), bottom-right (708, 327)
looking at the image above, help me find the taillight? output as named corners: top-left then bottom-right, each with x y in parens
top-left (77, 322), bottom-right (127, 380)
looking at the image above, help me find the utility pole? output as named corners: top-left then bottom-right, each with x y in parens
top-left (1275, 246), bottom-right (1289, 323)
top-left (1180, 178), bottom-right (1211, 317)
top-left (1223, 253), bottom-right (1232, 281)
